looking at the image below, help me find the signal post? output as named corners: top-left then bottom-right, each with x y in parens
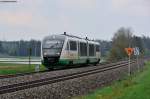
top-left (125, 48), bottom-right (134, 76)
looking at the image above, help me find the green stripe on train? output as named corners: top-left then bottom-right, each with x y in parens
top-left (43, 58), bottom-right (99, 69)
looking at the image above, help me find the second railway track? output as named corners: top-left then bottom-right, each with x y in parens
top-left (0, 60), bottom-right (128, 79)
top-left (0, 60), bottom-right (136, 95)
top-left (0, 61), bottom-right (126, 79)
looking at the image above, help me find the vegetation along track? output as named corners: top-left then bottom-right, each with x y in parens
top-left (0, 60), bottom-right (137, 95)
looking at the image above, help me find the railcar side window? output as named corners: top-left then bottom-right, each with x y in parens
top-left (96, 45), bottom-right (100, 52)
top-left (89, 44), bottom-right (95, 56)
top-left (70, 41), bottom-right (77, 51)
top-left (80, 42), bottom-right (87, 56)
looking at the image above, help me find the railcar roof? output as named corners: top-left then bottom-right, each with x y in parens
top-left (43, 34), bottom-right (99, 45)
top-left (43, 35), bottom-right (66, 40)
top-left (61, 34), bottom-right (99, 44)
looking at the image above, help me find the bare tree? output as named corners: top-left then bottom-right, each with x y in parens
top-left (108, 27), bottom-right (133, 61)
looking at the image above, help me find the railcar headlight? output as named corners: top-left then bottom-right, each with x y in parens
top-left (56, 52), bottom-right (60, 55)
top-left (44, 52), bottom-right (47, 56)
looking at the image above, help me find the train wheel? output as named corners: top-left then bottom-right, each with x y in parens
top-left (94, 63), bottom-right (97, 66)
top-left (94, 59), bottom-right (100, 66)
top-left (69, 61), bottom-right (73, 65)
top-left (47, 67), bottom-right (54, 71)
top-left (86, 59), bottom-right (89, 64)
top-left (98, 59), bottom-right (100, 63)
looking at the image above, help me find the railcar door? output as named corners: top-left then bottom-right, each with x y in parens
top-left (69, 40), bottom-right (78, 64)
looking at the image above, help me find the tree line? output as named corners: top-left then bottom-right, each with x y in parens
top-left (0, 39), bottom-right (112, 57)
top-left (108, 27), bottom-right (150, 61)
top-left (0, 40), bottom-right (41, 57)
top-left (0, 27), bottom-right (150, 59)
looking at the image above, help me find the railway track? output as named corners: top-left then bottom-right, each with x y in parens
top-left (0, 60), bottom-right (136, 95)
top-left (0, 61), bottom-right (125, 79)
top-left (0, 70), bottom-right (50, 79)
top-left (0, 60), bottom-right (127, 79)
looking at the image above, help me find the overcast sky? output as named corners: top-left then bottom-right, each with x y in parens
top-left (0, 0), bottom-right (150, 41)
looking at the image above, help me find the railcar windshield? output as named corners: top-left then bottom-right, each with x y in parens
top-left (42, 35), bottom-right (65, 56)
top-left (43, 40), bottom-right (64, 49)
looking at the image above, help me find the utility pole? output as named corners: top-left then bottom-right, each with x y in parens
top-left (28, 48), bottom-right (32, 68)
top-left (35, 43), bottom-right (37, 57)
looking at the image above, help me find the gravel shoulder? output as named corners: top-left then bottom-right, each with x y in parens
top-left (0, 64), bottom-right (110, 87)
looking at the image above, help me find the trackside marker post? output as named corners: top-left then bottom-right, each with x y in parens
top-left (35, 64), bottom-right (40, 72)
top-left (133, 47), bottom-right (140, 72)
top-left (125, 48), bottom-right (134, 76)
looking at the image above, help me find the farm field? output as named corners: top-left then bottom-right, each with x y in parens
top-left (0, 57), bottom-right (45, 75)
top-left (74, 61), bottom-right (150, 99)
top-left (0, 57), bottom-right (41, 64)
top-left (0, 63), bottom-right (46, 75)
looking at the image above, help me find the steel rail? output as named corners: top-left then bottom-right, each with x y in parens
top-left (0, 70), bottom-right (49, 79)
top-left (0, 60), bottom-right (128, 79)
top-left (0, 60), bottom-right (136, 95)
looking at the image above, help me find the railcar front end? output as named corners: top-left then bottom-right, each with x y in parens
top-left (41, 35), bottom-right (66, 69)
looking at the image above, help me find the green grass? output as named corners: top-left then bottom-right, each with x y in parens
top-left (0, 63), bottom-right (46, 75)
top-left (74, 62), bottom-right (150, 99)
top-left (0, 56), bottom-right (40, 59)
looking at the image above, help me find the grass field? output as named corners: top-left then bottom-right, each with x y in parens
top-left (74, 61), bottom-right (150, 99)
top-left (0, 63), bottom-right (46, 75)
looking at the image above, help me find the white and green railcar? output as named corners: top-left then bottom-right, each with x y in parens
top-left (41, 33), bottom-right (100, 69)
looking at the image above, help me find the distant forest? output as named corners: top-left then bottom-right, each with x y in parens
top-left (0, 36), bottom-right (150, 57)
top-left (0, 40), bottom-right (41, 57)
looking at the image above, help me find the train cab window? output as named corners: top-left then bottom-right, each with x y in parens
top-left (96, 45), bottom-right (100, 52)
top-left (89, 44), bottom-right (95, 56)
top-left (80, 42), bottom-right (87, 56)
top-left (70, 41), bottom-right (77, 51)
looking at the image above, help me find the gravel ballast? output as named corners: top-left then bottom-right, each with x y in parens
top-left (0, 59), bottom-right (145, 99)
top-left (0, 61), bottom-right (123, 87)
